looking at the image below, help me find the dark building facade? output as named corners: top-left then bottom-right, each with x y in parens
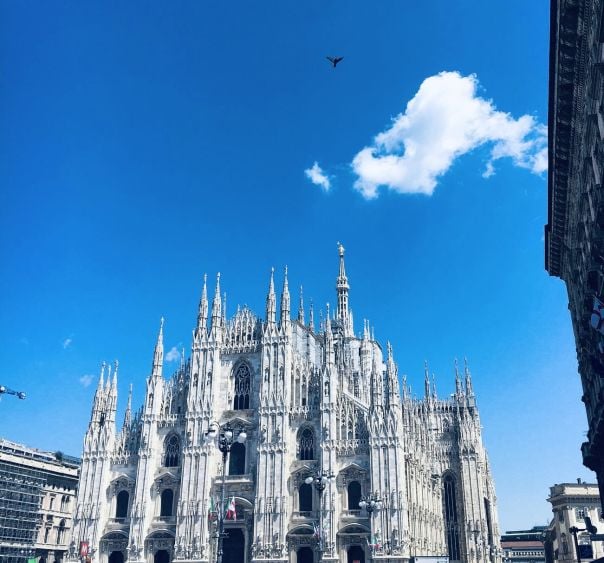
top-left (546, 0), bottom-right (604, 506)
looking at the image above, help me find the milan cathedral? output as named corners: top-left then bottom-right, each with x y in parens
top-left (68, 245), bottom-right (502, 563)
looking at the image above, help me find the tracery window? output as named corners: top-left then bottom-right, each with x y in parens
top-left (233, 364), bottom-right (251, 410)
top-left (163, 434), bottom-right (180, 467)
top-left (298, 428), bottom-right (314, 460)
top-left (443, 474), bottom-right (460, 561)
top-left (57, 519), bottom-right (66, 544)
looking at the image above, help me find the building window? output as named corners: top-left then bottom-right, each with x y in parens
top-left (44, 527), bottom-right (50, 544)
top-left (348, 481), bottom-right (361, 510)
top-left (115, 490), bottom-right (129, 519)
top-left (57, 519), bottom-right (66, 544)
top-left (299, 483), bottom-right (312, 512)
top-left (229, 442), bottom-right (246, 475)
top-left (233, 364), bottom-right (251, 409)
top-left (298, 428), bottom-right (314, 460)
top-left (60, 495), bottom-right (69, 512)
top-left (49, 496), bottom-right (55, 510)
top-left (160, 489), bottom-right (174, 517)
top-left (443, 473), bottom-right (460, 561)
top-left (163, 434), bottom-right (180, 467)
top-left (576, 507), bottom-right (586, 521)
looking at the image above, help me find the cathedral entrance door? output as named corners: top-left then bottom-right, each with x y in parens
top-left (154, 550), bottom-right (170, 563)
top-left (108, 552), bottom-right (124, 563)
top-left (222, 528), bottom-right (245, 563)
top-left (347, 545), bottom-right (365, 563)
top-left (296, 546), bottom-right (314, 563)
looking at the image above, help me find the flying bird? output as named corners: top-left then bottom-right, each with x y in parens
top-left (326, 56), bottom-right (344, 68)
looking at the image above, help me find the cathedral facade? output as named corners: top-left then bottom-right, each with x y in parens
top-left (68, 246), bottom-right (502, 563)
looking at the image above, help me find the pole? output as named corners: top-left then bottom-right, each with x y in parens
top-left (318, 487), bottom-right (323, 563)
top-left (216, 448), bottom-right (228, 563)
top-left (569, 527), bottom-right (582, 563)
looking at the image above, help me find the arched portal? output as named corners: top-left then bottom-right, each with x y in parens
top-left (222, 528), bottom-right (244, 563)
top-left (347, 545), bottom-right (365, 563)
top-left (108, 552), bottom-right (124, 563)
top-left (297, 546), bottom-right (314, 563)
top-left (154, 550), bottom-right (170, 563)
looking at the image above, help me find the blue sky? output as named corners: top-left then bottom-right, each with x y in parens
top-left (0, 0), bottom-right (591, 531)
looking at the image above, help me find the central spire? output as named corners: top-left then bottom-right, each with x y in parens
top-left (336, 242), bottom-right (353, 336)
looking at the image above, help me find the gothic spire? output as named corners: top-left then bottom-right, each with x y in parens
top-left (96, 361), bottom-right (106, 394)
top-left (197, 273), bottom-right (208, 333)
top-left (308, 298), bottom-right (314, 331)
top-left (111, 360), bottom-right (118, 395)
top-left (464, 357), bottom-right (474, 396)
top-left (152, 317), bottom-right (164, 378)
top-left (266, 267), bottom-right (276, 325)
top-left (335, 242), bottom-right (352, 336)
top-left (280, 266), bottom-right (290, 325)
top-left (298, 285), bottom-right (305, 324)
top-left (386, 341), bottom-right (400, 403)
top-left (123, 384), bottom-right (133, 429)
top-left (424, 361), bottom-right (431, 399)
top-left (211, 273), bottom-right (222, 328)
top-left (455, 358), bottom-right (463, 396)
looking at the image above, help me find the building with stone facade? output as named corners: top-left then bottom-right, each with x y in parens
top-left (546, 0), bottom-right (604, 505)
top-left (67, 247), bottom-right (501, 563)
top-left (546, 480), bottom-right (603, 562)
top-left (500, 527), bottom-right (547, 563)
top-left (0, 438), bottom-right (80, 563)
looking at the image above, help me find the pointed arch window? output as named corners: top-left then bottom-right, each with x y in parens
top-left (443, 473), bottom-right (460, 561)
top-left (298, 428), bottom-right (314, 460)
top-left (163, 434), bottom-right (180, 467)
top-left (57, 519), bottom-right (66, 544)
top-left (233, 364), bottom-right (251, 409)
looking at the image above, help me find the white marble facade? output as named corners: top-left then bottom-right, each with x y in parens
top-left (68, 246), bottom-right (502, 563)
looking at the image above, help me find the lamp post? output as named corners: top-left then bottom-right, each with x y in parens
top-left (359, 493), bottom-right (382, 562)
top-left (206, 422), bottom-right (247, 563)
top-left (305, 469), bottom-right (335, 562)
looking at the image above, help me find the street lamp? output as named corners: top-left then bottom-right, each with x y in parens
top-left (206, 422), bottom-right (247, 563)
top-left (304, 469), bottom-right (335, 561)
top-left (359, 493), bottom-right (382, 561)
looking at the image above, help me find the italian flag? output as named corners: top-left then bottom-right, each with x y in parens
top-left (225, 497), bottom-right (236, 520)
top-left (208, 497), bottom-right (217, 521)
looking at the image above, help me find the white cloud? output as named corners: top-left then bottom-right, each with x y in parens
top-left (304, 161), bottom-right (331, 191)
top-left (351, 71), bottom-right (547, 199)
top-left (165, 346), bottom-right (180, 363)
top-left (79, 374), bottom-right (94, 387)
top-left (63, 337), bottom-right (73, 349)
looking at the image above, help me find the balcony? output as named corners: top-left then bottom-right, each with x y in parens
top-left (108, 517), bottom-right (130, 526)
top-left (214, 473), bottom-right (253, 485)
top-left (342, 509), bottom-right (367, 520)
top-left (292, 511), bottom-right (315, 519)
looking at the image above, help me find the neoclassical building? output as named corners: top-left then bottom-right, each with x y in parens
top-left (68, 246), bottom-right (501, 563)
